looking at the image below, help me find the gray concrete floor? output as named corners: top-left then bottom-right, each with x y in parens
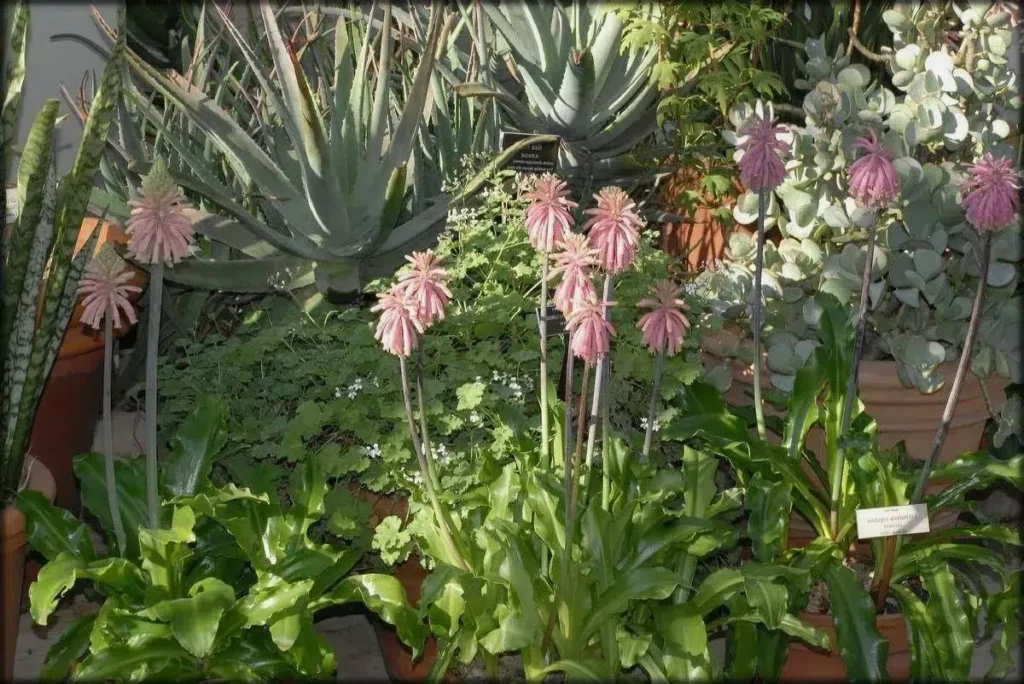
top-left (12, 412), bottom-right (1022, 680)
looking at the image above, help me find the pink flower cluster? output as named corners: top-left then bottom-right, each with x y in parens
top-left (961, 153), bottom-right (1020, 233)
top-left (847, 129), bottom-right (899, 209)
top-left (373, 250), bottom-right (451, 358)
top-left (78, 246), bottom-right (141, 331)
top-left (636, 281), bottom-right (691, 357)
top-left (125, 161), bottom-right (195, 266)
top-left (736, 112), bottom-right (789, 192)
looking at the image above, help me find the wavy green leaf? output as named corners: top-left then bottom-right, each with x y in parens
top-left (823, 561), bottom-right (887, 681)
top-left (16, 489), bottom-right (96, 562)
top-left (40, 614), bottom-right (96, 682)
top-left (161, 396), bottom-right (227, 498)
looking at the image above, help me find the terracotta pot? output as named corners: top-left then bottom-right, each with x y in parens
top-left (25, 217), bottom-right (146, 512)
top-left (781, 611), bottom-right (910, 681)
top-left (657, 160), bottom-right (742, 272)
top-left (1, 458), bottom-right (57, 681)
top-left (701, 327), bottom-right (1005, 534)
top-left (372, 555), bottom-right (447, 682)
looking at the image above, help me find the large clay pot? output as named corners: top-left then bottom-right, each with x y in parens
top-left (1, 458), bottom-right (56, 681)
top-left (657, 160), bottom-right (743, 271)
top-left (25, 217), bottom-right (146, 512)
top-left (701, 327), bottom-right (1005, 535)
top-left (781, 611), bottom-right (910, 681)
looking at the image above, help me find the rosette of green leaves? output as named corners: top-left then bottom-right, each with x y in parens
top-left (15, 399), bottom-right (424, 681)
top-left (85, 1), bottom-right (541, 295)
top-left (454, 1), bottom-right (660, 183)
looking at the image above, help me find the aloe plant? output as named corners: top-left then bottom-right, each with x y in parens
top-left (455, 1), bottom-right (661, 184)
top-left (0, 2), bottom-right (126, 505)
top-left (85, 1), bottom-right (542, 296)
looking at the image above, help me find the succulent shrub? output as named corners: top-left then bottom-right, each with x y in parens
top-left (696, 2), bottom-right (1022, 394)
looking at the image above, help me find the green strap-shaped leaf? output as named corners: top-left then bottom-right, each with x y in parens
top-left (75, 452), bottom-right (148, 559)
top-left (15, 489), bottom-right (97, 563)
top-left (71, 639), bottom-right (197, 681)
top-left (29, 553), bottom-right (146, 626)
top-left (161, 397), bottom-right (227, 498)
top-left (143, 577), bottom-right (236, 659)
top-left (916, 555), bottom-right (974, 679)
top-left (1, 102), bottom-right (58, 474)
top-left (579, 567), bottom-right (678, 643)
top-left (9, 7), bottom-right (126, 469)
top-left (0, 1), bottom-right (28, 155)
top-left (823, 560), bottom-right (887, 681)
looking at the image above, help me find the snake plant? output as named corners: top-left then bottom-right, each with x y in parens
top-left (87, 1), bottom-right (543, 295)
top-left (0, 2), bottom-right (126, 505)
top-left (454, 0), bottom-right (661, 183)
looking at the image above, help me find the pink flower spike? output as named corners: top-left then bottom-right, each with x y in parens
top-left (566, 295), bottom-right (616, 366)
top-left (372, 286), bottom-right (424, 358)
top-left (961, 153), bottom-right (1021, 233)
top-left (736, 112), bottom-right (789, 192)
top-left (583, 186), bottom-right (644, 274)
top-left (848, 129), bottom-right (899, 209)
top-left (78, 245), bottom-right (141, 331)
top-left (125, 159), bottom-right (195, 265)
top-left (523, 173), bottom-right (578, 252)
top-left (550, 232), bottom-right (600, 316)
top-left (394, 250), bottom-right (452, 328)
top-left (636, 280), bottom-right (691, 357)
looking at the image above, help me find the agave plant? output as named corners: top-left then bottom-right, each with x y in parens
top-left (0, 2), bottom-right (126, 504)
top-left (84, 1), bottom-right (543, 295)
top-left (454, 0), bottom-right (662, 184)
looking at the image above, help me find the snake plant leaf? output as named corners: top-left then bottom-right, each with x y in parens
top-left (1, 103), bottom-right (58, 453)
top-left (0, 1), bottom-right (28, 156)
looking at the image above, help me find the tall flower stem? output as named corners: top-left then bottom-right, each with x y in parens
top-left (583, 275), bottom-right (613, 485)
top-left (831, 222), bottom-right (876, 537)
top-left (102, 306), bottom-right (127, 555)
top-left (873, 232), bottom-right (992, 610)
top-left (400, 356), bottom-right (468, 571)
top-left (642, 351), bottom-right (666, 460)
top-left (752, 190), bottom-right (768, 440)
top-left (543, 363), bottom-right (590, 656)
top-left (415, 344), bottom-right (441, 491)
top-left (601, 372), bottom-right (611, 511)
top-left (539, 252), bottom-right (551, 469)
top-left (144, 262), bottom-right (163, 529)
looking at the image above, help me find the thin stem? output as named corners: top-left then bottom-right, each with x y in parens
top-left (583, 275), bottom-right (613, 483)
top-left (543, 363), bottom-right (590, 656)
top-left (831, 221), bottom-right (876, 537)
top-left (563, 351), bottom-right (575, 474)
top-left (145, 262), bottom-right (164, 529)
top-left (540, 251), bottom-right (551, 469)
top-left (103, 309), bottom-right (127, 556)
top-left (874, 232), bottom-right (992, 611)
top-left (979, 379), bottom-right (998, 421)
top-left (415, 343), bottom-right (440, 491)
top-left (642, 352), bottom-right (666, 461)
top-left (601, 367), bottom-right (610, 511)
top-left (400, 356), bottom-right (468, 571)
top-left (752, 190), bottom-right (768, 440)
top-left (846, 0), bottom-right (862, 58)
top-left (848, 28), bottom-right (889, 63)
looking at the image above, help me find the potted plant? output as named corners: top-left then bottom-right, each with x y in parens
top-left (361, 179), bottom-right (830, 679)
top-left (16, 399), bottom-right (425, 679)
top-left (0, 2), bottom-right (126, 676)
top-left (666, 294), bottom-right (1022, 679)
top-left (694, 3), bottom-right (1020, 463)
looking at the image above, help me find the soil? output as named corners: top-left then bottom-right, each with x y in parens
top-left (805, 559), bottom-right (927, 617)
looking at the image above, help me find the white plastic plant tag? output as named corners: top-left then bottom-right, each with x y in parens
top-left (856, 504), bottom-right (930, 539)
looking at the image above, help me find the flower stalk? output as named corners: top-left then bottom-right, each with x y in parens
top-left (415, 344), bottom-right (440, 491)
top-left (642, 351), bottom-right (665, 460)
top-left (400, 355), bottom-right (467, 571)
top-left (540, 252), bottom-right (551, 468)
top-left (102, 307), bottom-right (127, 555)
top-left (144, 262), bottom-right (163, 529)
top-left (583, 275), bottom-right (613, 485)
top-left (751, 189), bottom-right (768, 440)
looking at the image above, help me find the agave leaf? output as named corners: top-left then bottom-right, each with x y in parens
top-left (551, 50), bottom-right (596, 134)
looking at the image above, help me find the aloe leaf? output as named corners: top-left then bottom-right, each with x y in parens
top-left (156, 255), bottom-right (317, 293)
top-left (365, 2), bottom-right (394, 165)
top-left (453, 82), bottom-right (543, 130)
top-left (551, 50), bottom-right (596, 135)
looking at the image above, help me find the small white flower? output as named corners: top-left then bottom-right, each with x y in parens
top-left (334, 387), bottom-right (342, 398)
top-left (469, 411), bottom-right (481, 425)
top-left (364, 443), bottom-right (381, 459)
top-left (409, 470), bottom-right (423, 486)
top-left (641, 417), bottom-right (661, 432)
top-left (475, 375), bottom-right (482, 382)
